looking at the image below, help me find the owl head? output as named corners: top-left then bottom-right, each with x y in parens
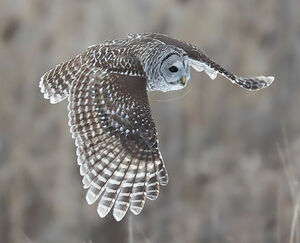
top-left (145, 45), bottom-right (191, 92)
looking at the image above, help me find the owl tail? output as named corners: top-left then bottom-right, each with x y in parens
top-left (39, 55), bottom-right (82, 104)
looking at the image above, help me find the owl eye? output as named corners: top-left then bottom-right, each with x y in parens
top-left (168, 66), bottom-right (178, 73)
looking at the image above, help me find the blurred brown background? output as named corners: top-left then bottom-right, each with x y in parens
top-left (1, 0), bottom-right (300, 242)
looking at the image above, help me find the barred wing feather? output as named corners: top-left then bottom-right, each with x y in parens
top-left (68, 68), bottom-right (168, 221)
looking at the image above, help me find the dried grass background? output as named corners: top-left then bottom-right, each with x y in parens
top-left (1, 0), bottom-right (300, 242)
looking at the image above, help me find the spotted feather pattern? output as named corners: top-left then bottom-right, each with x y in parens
top-left (67, 67), bottom-right (168, 221)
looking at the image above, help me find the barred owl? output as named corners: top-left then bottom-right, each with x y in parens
top-left (39, 33), bottom-right (274, 221)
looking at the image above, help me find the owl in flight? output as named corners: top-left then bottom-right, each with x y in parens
top-left (39, 33), bottom-right (274, 221)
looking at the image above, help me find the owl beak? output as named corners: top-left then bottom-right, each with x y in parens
top-left (180, 75), bottom-right (186, 85)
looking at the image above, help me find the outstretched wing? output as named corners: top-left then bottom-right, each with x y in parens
top-left (68, 67), bottom-right (168, 221)
top-left (133, 33), bottom-right (274, 91)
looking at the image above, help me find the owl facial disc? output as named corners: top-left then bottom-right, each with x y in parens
top-left (158, 53), bottom-right (190, 91)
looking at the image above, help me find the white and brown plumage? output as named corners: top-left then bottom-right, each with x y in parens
top-left (39, 33), bottom-right (274, 221)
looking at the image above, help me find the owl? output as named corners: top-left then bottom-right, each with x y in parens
top-left (39, 33), bottom-right (274, 221)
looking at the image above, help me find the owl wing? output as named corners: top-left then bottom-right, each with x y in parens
top-left (68, 66), bottom-right (168, 221)
top-left (132, 33), bottom-right (274, 90)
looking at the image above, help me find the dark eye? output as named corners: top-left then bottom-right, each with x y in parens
top-left (168, 66), bottom-right (178, 73)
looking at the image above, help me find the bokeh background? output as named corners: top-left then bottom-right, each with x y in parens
top-left (1, 0), bottom-right (300, 242)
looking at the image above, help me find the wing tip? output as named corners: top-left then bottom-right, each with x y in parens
top-left (97, 203), bottom-right (111, 218)
top-left (39, 74), bottom-right (46, 92)
top-left (261, 75), bottom-right (275, 86)
top-left (237, 75), bottom-right (275, 91)
top-left (130, 206), bottom-right (143, 215)
top-left (86, 190), bottom-right (98, 205)
top-left (159, 178), bottom-right (169, 186)
top-left (82, 175), bottom-right (92, 189)
top-left (252, 75), bottom-right (275, 90)
top-left (39, 72), bottom-right (68, 103)
top-left (113, 208), bottom-right (127, 221)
